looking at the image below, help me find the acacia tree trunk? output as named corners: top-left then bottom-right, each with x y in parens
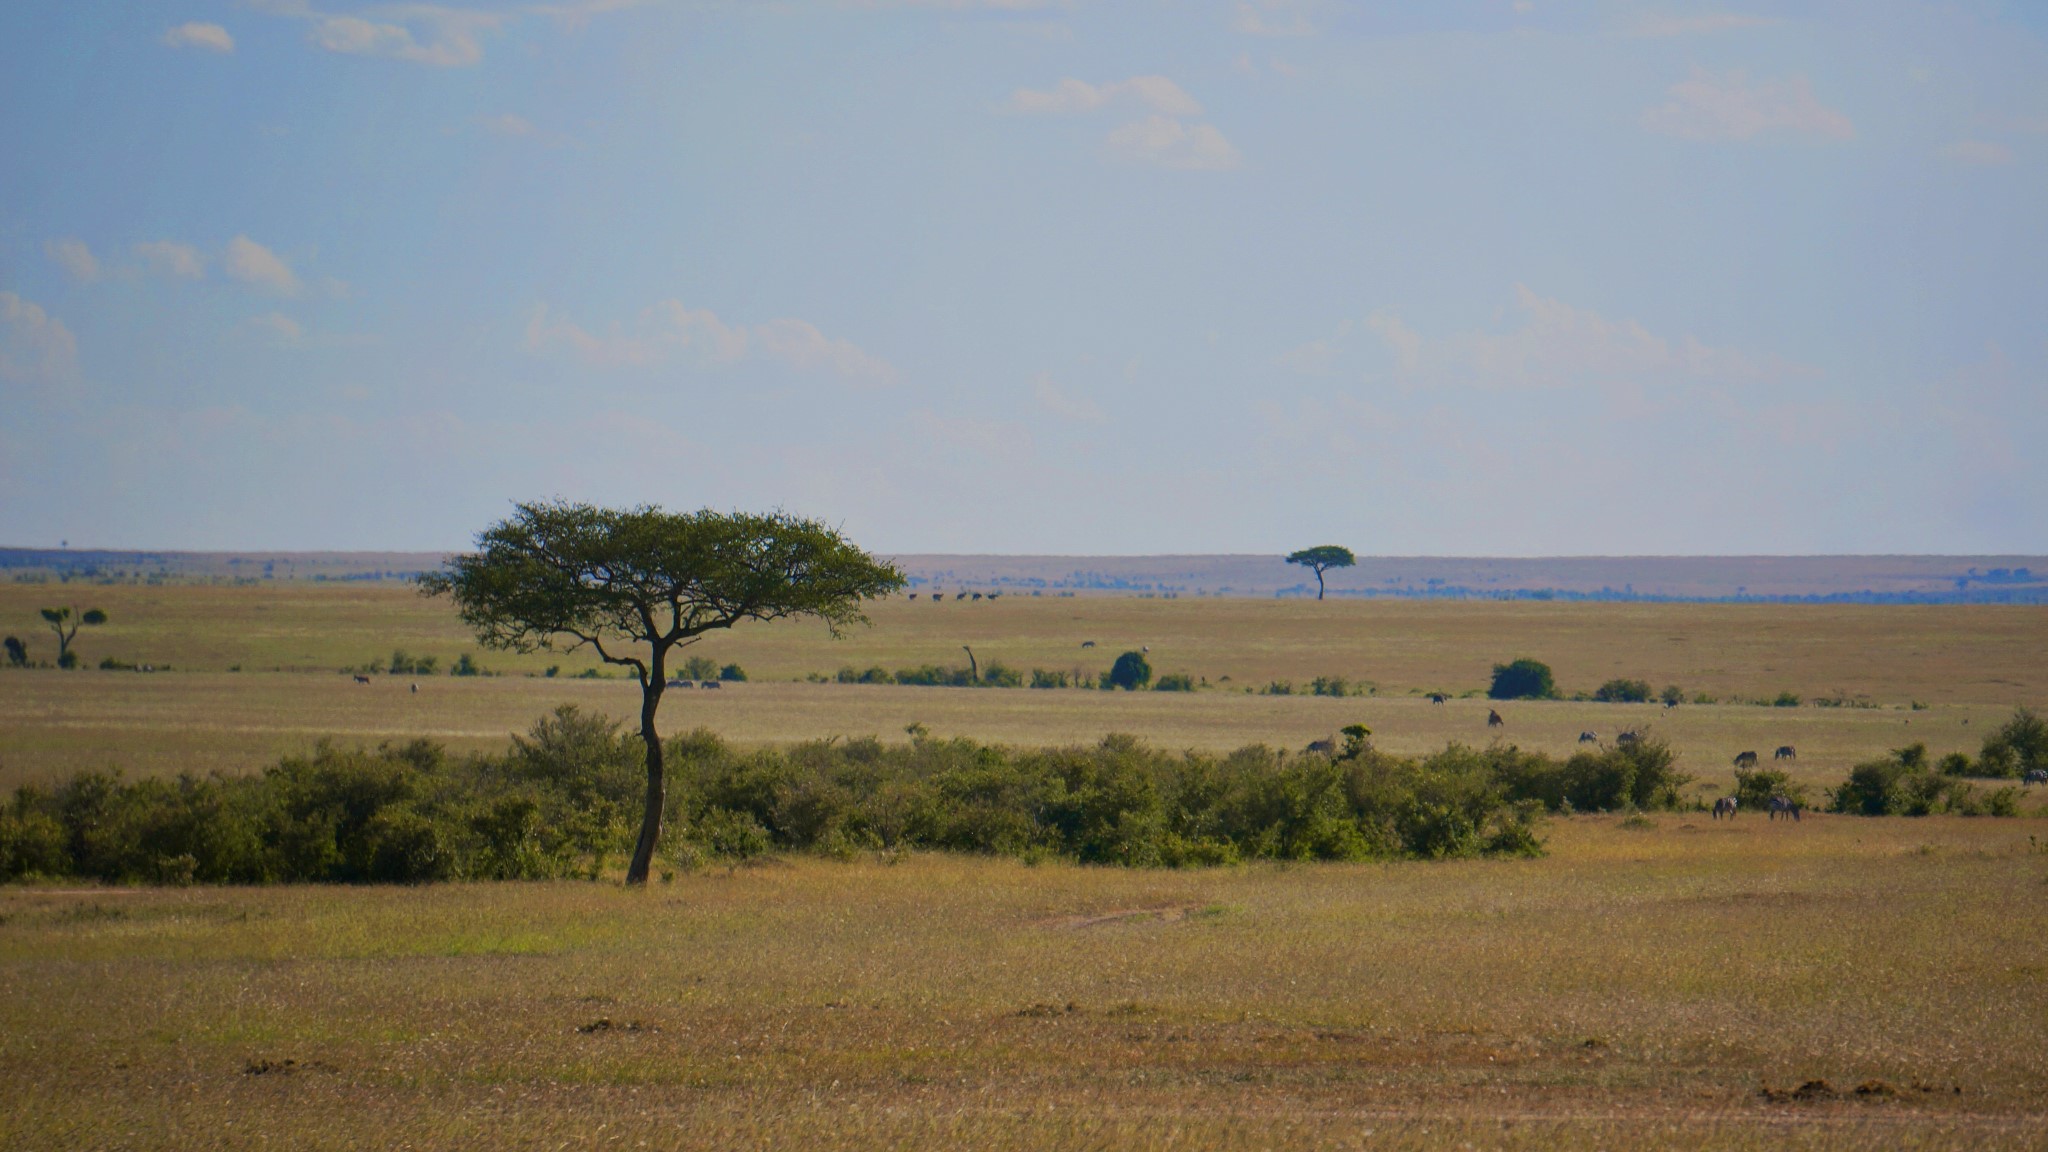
top-left (626, 661), bottom-right (667, 885)
top-left (1315, 570), bottom-right (1326, 600)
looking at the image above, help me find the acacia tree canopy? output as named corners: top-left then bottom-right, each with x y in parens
top-left (1285, 545), bottom-right (1356, 601)
top-left (420, 500), bottom-right (905, 884)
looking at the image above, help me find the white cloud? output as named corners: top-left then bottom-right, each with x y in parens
top-left (1943, 139), bottom-right (2014, 166)
top-left (1033, 374), bottom-right (1106, 423)
top-left (44, 238), bottom-right (100, 283)
top-left (1005, 75), bottom-right (1202, 117)
top-left (908, 410), bottom-right (1032, 465)
top-left (135, 240), bottom-right (207, 279)
top-left (0, 292), bottom-right (80, 394)
top-left (163, 22), bottom-right (236, 52)
top-left (1104, 115), bottom-right (1242, 171)
top-left (1641, 69), bottom-right (1854, 141)
top-left (1366, 313), bottom-right (1420, 372)
top-left (1628, 12), bottom-right (1778, 38)
top-left (526, 301), bottom-right (896, 384)
top-left (251, 1), bottom-right (506, 67)
top-left (1235, 0), bottom-right (1316, 37)
top-left (251, 313), bottom-right (305, 343)
top-left (224, 236), bottom-right (302, 295)
top-left (481, 113), bottom-right (535, 137)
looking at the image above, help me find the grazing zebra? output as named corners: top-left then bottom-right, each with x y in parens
top-left (1081, 640), bottom-right (1096, 649)
top-left (1768, 795), bottom-right (1802, 821)
top-left (1579, 731), bottom-right (1598, 743)
top-left (1427, 693), bottom-right (1447, 704)
top-left (1617, 731), bottom-right (1640, 745)
top-left (1774, 745), bottom-right (1797, 760)
top-left (932, 594), bottom-right (944, 602)
top-left (352, 674), bottom-right (371, 684)
top-left (1487, 709), bottom-right (1504, 728)
top-left (1712, 796), bottom-right (1739, 820)
top-left (2023, 769), bottom-right (2047, 786)
top-left (702, 680), bottom-right (722, 690)
top-left (1733, 750), bottom-right (1759, 768)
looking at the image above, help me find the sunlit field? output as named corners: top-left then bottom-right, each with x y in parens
top-left (3, 818), bottom-right (2044, 1150)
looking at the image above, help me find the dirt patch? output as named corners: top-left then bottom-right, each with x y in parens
top-left (1759, 1079), bottom-right (1836, 1103)
top-left (1043, 904), bottom-right (1201, 930)
top-left (243, 1058), bottom-right (335, 1076)
top-left (575, 1017), bottom-right (652, 1034)
top-left (1015, 1002), bottom-right (1082, 1018)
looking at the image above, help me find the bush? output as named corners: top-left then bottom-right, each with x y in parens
top-left (1937, 752), bottom-right (1975, 777)
top-left (3, 636), bottom-right (25, 667)
top-left (1827, 743), bottom-right (1995, 817)
top-left (450, 653), bottom-right (483, 677)
top-left (980, 662), bottom-right (1024, 688)
top-left (1979, 707), bottom-right (2048, 778)
top-left (1593, 678), bottom-right (1652, 704)
top-left (1154, 673), bottom-right (1195, 692)
top-left (1772, 691), bottom-right (1802, 708)
top-left (681, 655), bottom-right (720, 681)
top-left (1659, 684), bottom-right (1683, 706)
top-left (719, 663), bottom-right (747, 682)
top-left (1733, 767), bottom-right (1808, 810)
top-left (1107, 651), bottom-right (1151, 691)
top-left (1029, 669), bottom-right (1068, 689)
top-left (1309, 676), bottom-right (1350, 698)
top-left (387, 649), bottom-right (438, 676)
top-left (1489, 659), bottom-right (1555, 700)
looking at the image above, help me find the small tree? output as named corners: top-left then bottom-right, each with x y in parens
top-left (421, 501), bottom-right (903, 885)
top-left (1107, 650), bottom-right (1152, 691)
top-left (3, 636), bottom-right (26, 667)
top-left (1593, 678), bottom-right (1652, 703)
top-left (1285, 545), bottom-right (1356, 601)
top-left (41, 607), bottom-right (106, 668)
top-left (1489, 658), bottom-right (1555, 700)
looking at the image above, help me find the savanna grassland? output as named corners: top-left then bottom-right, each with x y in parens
top-left (2, 581), bottom-right (2046, 1149)
top-left (2, 819), bottom-right (2045, 1149)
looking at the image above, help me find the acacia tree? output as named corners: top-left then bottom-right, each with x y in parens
top-left (421, 501), bottom-right (904, 884)
top-left (41, 606), bottom-right (107, 668)
top-left (1285, 545), bottom-right (1355, 601)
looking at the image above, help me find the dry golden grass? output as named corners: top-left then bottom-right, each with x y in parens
top-left (2, 818), bottom-right (2044, 1149)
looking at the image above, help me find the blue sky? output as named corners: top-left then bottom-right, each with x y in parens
top-left (2, 0), bottom-right (2043, 554)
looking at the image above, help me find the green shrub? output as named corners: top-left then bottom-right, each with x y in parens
top-left (1029, 669), bottom-right (1069, 689)
top-left (450, 653), bottom-right (483, 677)
top-left (1489, 659), bottom-right (1555, 700)
top-left (1979, 707), bottom-right (2048, 778)
top-left (1733, 767), bottom-right (1807, 810)
top-left (1772, 691), bottom-right (1802, 708)
top-left (1937, 752), bottom-right (1975, 777)
top-left (2, 636), bottom-right (26, 667)
top-left (1262, 680), bottom-right (1294, 696)
top-left (718, 663), bottom-right (747, 682)
top-left (1309, 676), bottom-right (1350, 698)
top-left (681, 655), bottom-right (719, 681)
top-left (1659, 684), bottom-right (1683, 706)
top-left (980, 662), bottom-right (1024, 688)
top-left (1828, 743), bottom-right (1988, 816)
top-left (1107, 651), bottom-right (1151, 691)
top-left (1593, 678), bottom-right (1652, 703)
top-left (1154, 673), bottom-right (1195, 692)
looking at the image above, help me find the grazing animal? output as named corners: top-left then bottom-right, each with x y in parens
top-left (1305, 738), bottom-right (1336, 756)
top-left (1663, 698), bottom-right (1678, 709)
top-left (1617, 731), bottom-right (1640, 745)
top-left (931, 594), bottom-right (944, 602)
top-left (908, 593), bottom-right (917, 600)
top-left (1141, 645), bottom-right (1150, 653)
top-left (2024, 769), bottom-right (2048, 786)
top-left (1578, 731), bottom-right (1598, 743)
top-left (1081, 640), bottom-right (1096, 649)
top-left (666, 679), bottom-right (692, 689)
top-left (1487, 709), bottom-right (1504, 728)
top-left (1713, 796), bottom-right (1739, 820)
top-left (971, 593), bottom-right (982, 601)
top-left (1427, 693), bottom-right (1447, 704)
top-left (352, 674), bottom-right (371, 685)
top-left (1769, 795), bottom-right (1802, 821)
top-left (1733, 750), bottom-right (1759, 768)
top-left (1774, 745), bottom-right (1797, 760)
top-left (410, 682), bottom-right (418, 694)
top-left (702, 680), bottom-right (722, 690)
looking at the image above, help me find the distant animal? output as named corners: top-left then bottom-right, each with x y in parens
top-left (666, 679), bottom-right (693, 689)
top-left (1487, 709), bottom-right (1504, 728)
top-left (1733, 750), bottom-right (1759, 768)
top-left (410, 682), bottom-right (418, 694)
top-left (1081, 640), bottom-right (1096, 649)
top-left (908, 593), bottom-right (917, 600)
top-left (1141, 646), bottom-right (1150, 653)
top-left (1663, 699), bottom-right (1678, 709)
top-left (1578, 731), bottom-right (1598, 743)
top-left (701, 680), bottom-right (722, 690)
top-left (2024, 769), bottom-right (2048, 786)
top-left (988, 592), bottom-right (1001, 599)
top-left (352, 674), bottom-right (371, 684)
top-left (1305, 738), bottom-right (1336, 756)
top-left (1617, 731), bottom-right (1640, 746)
top-left (1768, 795), bottom-right (1802, 822)
top-left (1774, 745), bottom-right (1797, 760)
top-left (932, 594), bottom-right (944, 602)
top-left (1713, 796), bottom-right (1739, 820)
top-left (971, 593), bottom-right (982, 601)
top-left (1427, 693), bottom-right (1447, 704)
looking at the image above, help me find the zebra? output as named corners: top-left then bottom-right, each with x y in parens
top-left (352, 674), bottom-right (372, 684)
top-left (1774, 745), bottom-right (1797, 760)
top-left (1769, 795), bottom-right (1802, 821)
top-left (1617, 731), bottom-right (1641, 745)
top-left (2023, 769), bottom-right (2047, 786)
top-left (1733, 750), bottom-right (1759, 769)
top-left (1578, 731), bottom-right (1598, 743)
top-left (1712, 796), bottom-right (1739, 820)
top-left (1487, 709), bottom-right (1504, 728)
top-left (1081, 640), bottom-right (1096, 648)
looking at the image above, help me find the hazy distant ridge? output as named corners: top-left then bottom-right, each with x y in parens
top-left (3, 549), bottom-right (2045, 603)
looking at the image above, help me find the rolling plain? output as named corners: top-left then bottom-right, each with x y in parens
top-left (1, 580), bottom-right (2045, 1149)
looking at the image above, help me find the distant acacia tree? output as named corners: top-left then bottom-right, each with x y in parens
top-left (1108, 650), bottom-right (1152, 691)
top-left (3, 636), bottom-right (26, 666)
top-left (1285, 546), bottom-right (1356, 601)
top-left (41, 607), bottom-right (107, 669)
top-left (421, 501), bottom-right (904, 885)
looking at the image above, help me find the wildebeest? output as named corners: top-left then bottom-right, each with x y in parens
top-left (1733, 750), bottom-right (1759, 768)
top-left (702, 680), bottom-right (723, 690)
top-left (1487, 709), bottom-right (1504, 728)
top-left (1578, 731), bottom-right (1598, 743)
top-left (1713, 796), bottom-right (1739, 820)
top-left (1663, 698), bottom-right (1678, 709)
top-left (2024, 769), bottom-right (2048, 786)
top-left (666, 679), bottom-right (693, 689)
top-left (1769, 795), bottom-right (1802, 821)
top-left (1774, 745), bottom-right (1797, 760)
top-left (1617, 730), bottom-right (1640, 746)
top-left (352, 674), bottom-right (371, 684)
top-left (971, 593), bottom-right (982, 601)
top-left (1081, 640), bottom-right (1096, 649)
top-left (1305, 738), bottom-right (1336, 756)
top-left (908, 593), bottom-right (917, 600)
top-left (931, 594), bottom-right (944, 602)
top-left (1427, 693), bottom-right (1447, 704)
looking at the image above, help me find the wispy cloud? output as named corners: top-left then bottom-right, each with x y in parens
top-left (1033, 375), bottom-right (1106, 423)
top-left (163, 22), bottom-right (237, 52)
top-left (1005, 75), bottom-right (1201, 117)
top-left (44, 238), bottom-right (100, 283)
top-left (135, 240), bottom-right (207, 279)
top-left (526, 301), bottom-right (897, 384)
top-left (1234, 0), bottom-right (1317, 37)
top-left (251, 0), bottom-right (508, 67)
top-left (0, 292), bottom-right (80, 395)
top-left (1105, 115), bottom-right (1241, 170)
top-left (250, 312), bottom-right (305, 344)
top-left (1943, 139), bottom-right (2014, 166)
top-left (224, 236), bottom-right (302, 295)
top-left (1641, 68), bottom-right (1853, 141)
